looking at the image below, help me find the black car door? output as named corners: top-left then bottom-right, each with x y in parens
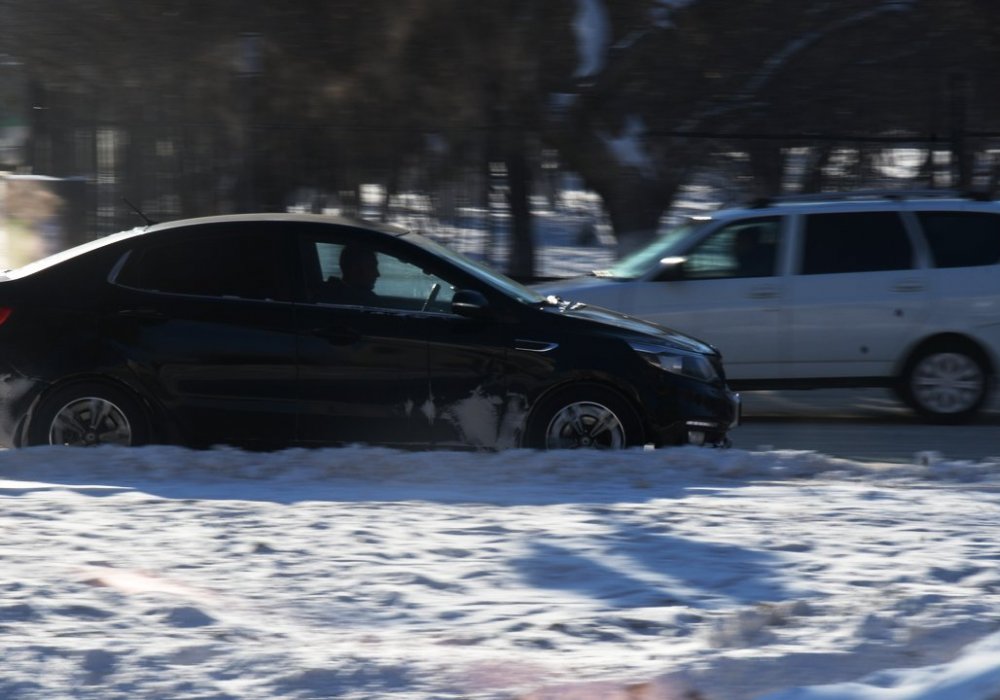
top-left (417, 291), bottom-right (535, 449)
top-left (292, 226), bottom-right (548, 449)
top-left (109, 223), bottom-right (299, 447)
top-left (292, 230), bottom-right (438, 447)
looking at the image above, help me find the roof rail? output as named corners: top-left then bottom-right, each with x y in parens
top-left (747, 188), bottom-right (992, 208)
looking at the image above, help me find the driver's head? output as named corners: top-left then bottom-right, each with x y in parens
top-left (340, 245), bottom-right (379, 291)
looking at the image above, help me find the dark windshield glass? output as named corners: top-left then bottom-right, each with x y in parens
top-left (404, 232), bottom-right (547, 304)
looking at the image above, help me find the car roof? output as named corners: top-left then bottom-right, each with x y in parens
top-left (702, 190), bottom-right (1000, 223)
top-left (3, 213), bottom-right (409, 280)
top-left (143, 212), bottom-right (409, 237)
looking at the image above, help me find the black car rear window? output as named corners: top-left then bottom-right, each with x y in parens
top-left (916, 211), bottom-right (1000, 268)
top-left (115, 228), bottom-right (291, 301)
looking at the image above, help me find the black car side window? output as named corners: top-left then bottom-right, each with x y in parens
top-left (302, 239), bottom-right (457, 312)
top-left (917, 211), bottom-right (1000, 268)
top-left (801, 212), bottom-right (912, 275)
top-left (115, 229), bottom-right (291, 301)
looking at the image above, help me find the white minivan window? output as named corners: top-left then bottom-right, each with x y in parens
top-left (917, 211), bottom-right (1000, 268)
top-left (682, 217), bottom-right (781, 279)
top-left (801, 212), bottom-right (912, 274)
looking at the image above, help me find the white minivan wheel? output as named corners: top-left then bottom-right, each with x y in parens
top-left (900, 344), bottom-right (990, 424)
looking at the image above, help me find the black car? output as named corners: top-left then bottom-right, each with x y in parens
top-left (0, 214), bottom-right (739, 450)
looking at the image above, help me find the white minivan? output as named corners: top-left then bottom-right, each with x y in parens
top-left (537, 191), bottom-right (1000, 423)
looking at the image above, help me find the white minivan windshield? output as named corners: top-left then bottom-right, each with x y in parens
top-left (597, 221), bottom-right (703, 279)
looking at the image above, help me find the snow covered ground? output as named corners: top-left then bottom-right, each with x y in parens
top-left (3, 444), bottom-right (1000, 700)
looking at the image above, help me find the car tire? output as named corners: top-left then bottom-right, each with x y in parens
top-left (524, 383), bottom-right (644, 449)
top-left (898, 342), bottom-right (991, 424)
top-left (27, 381), bottom-right (150, 447)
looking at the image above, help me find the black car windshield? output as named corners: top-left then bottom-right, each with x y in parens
top-left (405, 232), bottom-right (548, 305)
top-left (595, 221), bottom-right (703, 279)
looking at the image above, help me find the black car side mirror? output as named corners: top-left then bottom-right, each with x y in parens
top-left (451, 289), bottom-right (491, 318)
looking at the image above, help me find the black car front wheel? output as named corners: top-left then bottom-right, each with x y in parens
top-left (27, 381), bottom-right (150, 447)
top-left (524, 383), bottom-right (644, 450)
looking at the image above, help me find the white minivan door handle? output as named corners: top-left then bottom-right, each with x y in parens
top-left (892, 281), bottom-right (924, 292)
top-left (748, 286), bottom-right (780, 299)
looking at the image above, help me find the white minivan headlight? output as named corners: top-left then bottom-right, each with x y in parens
top-left (629, 341), bottom-right (719, 383)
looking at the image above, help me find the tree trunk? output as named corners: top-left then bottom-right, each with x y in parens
top-left (505, 144), bottom-right (535, 280)
top-left (802, 145), bottom-right (833, 193)
top-left (599, 175), bottom-right (678, 258)
top-left (747, 142), bottom-right (785, 197)
top-left (545, 120), bottom-right (685, 259)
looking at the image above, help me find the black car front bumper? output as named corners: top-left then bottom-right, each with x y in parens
top-left (644, 375), bottom-right (741, 447)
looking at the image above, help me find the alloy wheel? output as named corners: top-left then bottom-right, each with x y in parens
top-left (544, 401), bottom-right (627, 449)
top-left (48, 396), bottom-right (134, 446)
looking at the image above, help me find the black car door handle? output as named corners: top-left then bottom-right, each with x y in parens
top-left (117, 308), bottom-right (167, 320)
top-left (310, 327), bottom-right (362, 345)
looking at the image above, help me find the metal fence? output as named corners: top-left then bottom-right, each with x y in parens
top-left (6, 113), bottom-right (1000, 271)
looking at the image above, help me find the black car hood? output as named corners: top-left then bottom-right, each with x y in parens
top-left (545, 301), bottom-right (717, 356)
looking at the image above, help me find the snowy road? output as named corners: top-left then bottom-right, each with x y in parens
top-left (736, 388), bottom-right (1000, 464)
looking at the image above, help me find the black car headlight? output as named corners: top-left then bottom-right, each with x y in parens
top-left (629, 341), bottom-right (719, 383)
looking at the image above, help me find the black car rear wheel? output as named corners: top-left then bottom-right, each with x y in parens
top-left (28, 382), bottom-right (149, 447)
top-left (524, 383), bottom-right (644, 450)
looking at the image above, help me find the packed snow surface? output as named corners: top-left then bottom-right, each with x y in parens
top-left (3, 444), bottom-right (1000, 699)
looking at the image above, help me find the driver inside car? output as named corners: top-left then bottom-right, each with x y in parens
top-left (338, 244), bottom-right (380, 304)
